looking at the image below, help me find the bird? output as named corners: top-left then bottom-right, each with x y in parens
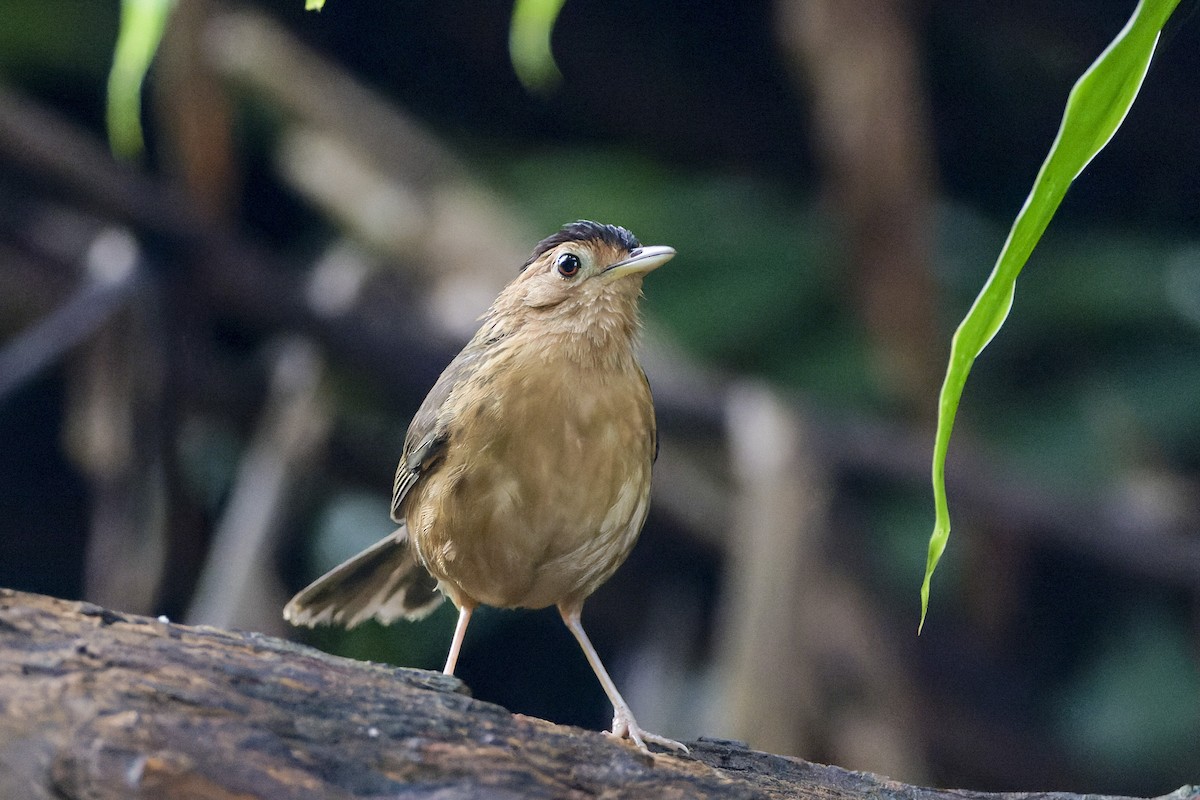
top-left (284, 220), bottom-right (684, 754)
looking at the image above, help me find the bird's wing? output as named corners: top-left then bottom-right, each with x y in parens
top-left (390, 338), bottom-right (493, 522)
top-left (391, 428), bottom-right (449, 520)
top-left (287, 333), bottom-right (500, 630)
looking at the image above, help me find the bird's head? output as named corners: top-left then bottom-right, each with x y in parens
top-left (489, 221), bottom-right (674, 344)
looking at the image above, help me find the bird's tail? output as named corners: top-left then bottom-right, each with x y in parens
top-left (283, 528), bottom-right (443, 629)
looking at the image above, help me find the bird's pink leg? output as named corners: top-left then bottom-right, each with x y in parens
top-left (443, 603), bottom-right (474, 675)
top-left (558, 603), bottom-right (687, 754)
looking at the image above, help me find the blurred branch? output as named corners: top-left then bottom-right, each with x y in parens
top-left (0, 227), bottom-right (144, 402)
top-left (204, 9), bottom-right (463, 192)
top-left (714, 383), bottom-right (924, 776)
top-left (204, 7), bottom-right (531, 336)
top-left (66, 294), bottom-right (170, 616)
top-left (0, 85), bottom-right (197, 239)
top-left (715, 383), bottom-right (828, 755)
top-left (186, 338), bottom-right (331, 632)
top-left (0, 81), bottom-right (448, 397)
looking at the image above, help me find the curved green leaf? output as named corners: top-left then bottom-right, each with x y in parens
top-left (107, 0), bottom-right (175, 159)
top-left (919, 0), bottom-right (1181, 631)
top-left (510, 0), bottom-right (568, 93)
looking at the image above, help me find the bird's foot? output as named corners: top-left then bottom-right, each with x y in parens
top-left (608, 712), bottom-right (689, 755)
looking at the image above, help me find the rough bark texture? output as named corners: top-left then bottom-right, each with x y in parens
top-left (0, 588), bottom-right (1194, 800)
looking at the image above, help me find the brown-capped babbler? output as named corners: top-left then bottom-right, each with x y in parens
top-left (285, 221), bottom-right (683, 753)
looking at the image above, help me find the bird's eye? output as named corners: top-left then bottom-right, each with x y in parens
top-left (556, 253), bottom-right (581, 278)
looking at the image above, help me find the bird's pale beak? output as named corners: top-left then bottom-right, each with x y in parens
top-left (602, 245), bottom-right (676, 281)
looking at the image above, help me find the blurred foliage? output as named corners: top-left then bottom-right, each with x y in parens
top-left (302, 0), bottom-right (569, 91)
top-left (0, 1), bottom-right (117, 87)
top-left (107, 0), bottom-right (175, 158)
top-left (1055, 607), bottom-right (1200, 779)
top-left (509, 0), bottom-right (568, 93)
top-left (922, 0), bottom-right (1182, 629)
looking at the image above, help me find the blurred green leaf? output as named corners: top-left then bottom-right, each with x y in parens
top-left (920, 0), bottom-right (1181, 630)
top-left (306, 0), bottom-right (326, 10)
top-left (0, 2), bottom-right (117, 77)
top-left (509, 0), bottom-right (568, 93)
top-left (107, 0), bottom-right (175, 159)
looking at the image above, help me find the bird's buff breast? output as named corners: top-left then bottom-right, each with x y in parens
top-left (406, 348), bottom-right (654, 610)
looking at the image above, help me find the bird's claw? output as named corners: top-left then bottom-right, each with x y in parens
top-left (608, 713), bottom-right (689, 754)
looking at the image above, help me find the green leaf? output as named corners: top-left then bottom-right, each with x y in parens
top-left (106, 0), bottom-right (175, 160)
top-left (509, 0), bottom-right (568, 93)
top-left (306, 0), bottom-right (326, 10)
top-left (919, 0), bottom-right (1181, 631)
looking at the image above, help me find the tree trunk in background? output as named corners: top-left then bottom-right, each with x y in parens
top-left (154, 0), bottom-right (239, 223)
top-left (776, 0), bottom-right (941, 413)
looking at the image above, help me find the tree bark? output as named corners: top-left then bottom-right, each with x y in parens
top-left (0, 588), bottom-right (1193, 800)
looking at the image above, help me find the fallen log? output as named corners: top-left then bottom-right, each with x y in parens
top-left (0, 588), bottom-right (1193, 800)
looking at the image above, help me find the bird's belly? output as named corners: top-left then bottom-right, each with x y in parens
top-left (437, 466), bottom-right (649, 609)
top-left (407, 367), bottom-right (653, 609)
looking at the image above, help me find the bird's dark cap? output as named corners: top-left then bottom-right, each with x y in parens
top-left (522, 221), bottom-right (641, 272)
